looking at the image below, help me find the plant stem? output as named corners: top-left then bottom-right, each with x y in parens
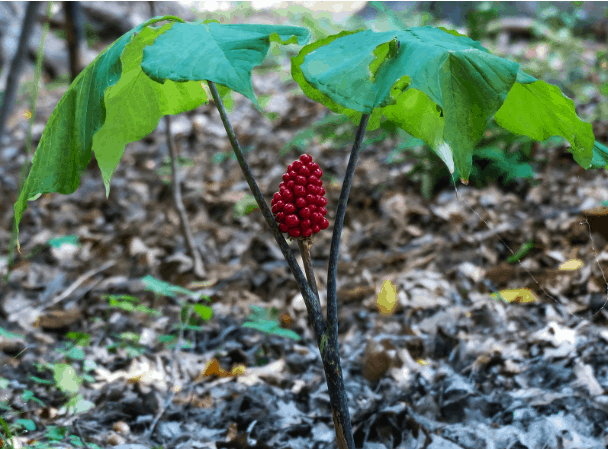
top-left (327, 113), bottom-right (370, 344)
top-left (297, 237), bottom-right (319, 301)
top-left (208, 80), bottom-right (360, 448)
top-left (206, 80), bottom-right (326, 343)
top-left (324, 113), bottom-right (371, 449)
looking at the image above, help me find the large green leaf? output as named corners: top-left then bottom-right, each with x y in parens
top-left (13, 15), bottom-right (196, 242)
top-left (292, 26), bottom-right (598, 182)
top-left (494, 71), bottom-right (594, 169)
top-left (141, 21), bottom-right (311, 108)
top-left (93, 23), bottom-right (209, 196)
top-left (13, 19), bottom-right (310, 245)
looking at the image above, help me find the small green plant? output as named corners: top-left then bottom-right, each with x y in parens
top-left (242, 305), bottom-right (300, 341)
top-left (104, 293), bottom-right (161, 316)
top-left (10, 16), bottom-right (608, 449)
top-left (107, 331), bottom-right (146, 358)
top-left (156, 155), bottom-right (194, 184)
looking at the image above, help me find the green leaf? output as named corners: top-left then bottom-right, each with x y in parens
top-left (507, 239), bottom-right (534, 263)
top-left (94, 22), bottom-right (209, 196)
top-left (590, 140), bottom-right (608, 169)
top-left (53, 363), bottom-right (82, 394)
top-left (142, 275), bottom-right (198, 298)
top-left (15, 419), bottom-right (36, 431)
top-left (293, 26), bottom-right (597, 182)
top-left (494, 74), bottom-right (594, 169)
top-left (141, 22), bottom-right (311, 108)
top-left (234, 193), bottom-right (259, 218)
top-left (192, 303), bottom-right (213, 321)
top-left (13, 16), bottom-right (195, 245)
top-left (47, 234), bottom-right (80, 248)
top-left (66, 332), bottom-right (90, 346)
top-left (242, 320), bottom-right (300, 340)
top-left (0, 327), bottom-right (24, 340)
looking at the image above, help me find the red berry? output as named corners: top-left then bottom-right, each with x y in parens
top-left (281, 190), bottom-right (293, 202)
top-left (294, 185), bottom-right (306, 197)
top-left (274, 154), bottom-right (328, 237)
top-left (300, 207), bottom-right (311, 219)
top-left (285, 214), bottom-right (300, 227)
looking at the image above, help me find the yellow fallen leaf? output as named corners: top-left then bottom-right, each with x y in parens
top-left (559, 259), bottom-right (583, 271)
top-left (377, 279), bottom-right (397, 315)
top-left (491, 288), bottom-right (539, 303)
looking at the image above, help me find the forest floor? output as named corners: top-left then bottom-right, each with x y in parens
top-left (2, 3), bottom-right (608, 449)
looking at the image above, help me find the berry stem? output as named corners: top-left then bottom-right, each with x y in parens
top-left (206, 80), bottom-right (326, 342)
top-left (297, 237), bottom-right (319, 302)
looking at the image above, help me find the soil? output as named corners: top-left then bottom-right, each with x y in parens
top-left (2, 3), bottom-right (608, 449)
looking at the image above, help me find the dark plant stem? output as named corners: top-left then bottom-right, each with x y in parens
top-left (166, 114), bottom-right (206, 278)
top-left (327, 113), bottom-right (370, 344)
top-left (206, 80), bottom-right (325, 342)
top-left (207, 79), bottom-right (359, 449)
top-left (64, 1), bottom-right (83, 82)
top-left (324, 113), bottom-right (370, 449)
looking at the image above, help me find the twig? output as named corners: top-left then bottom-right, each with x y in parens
top-left (205, 80), bottom-right (326, 343)
top-left (165, 114), bottom-right (206, 278)
top-left (297, 237), bottom-right (319, 301)
top-left (0, 2), bottom-right (41, 140)
top-left (146, 304), bottom-right (188, 438)
top-left (45, 260), bottom-right (115, 309)
top-left (64, 1), bottom-right (83, 81)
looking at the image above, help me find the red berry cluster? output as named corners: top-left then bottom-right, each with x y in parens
top-left (271, 154), bottom-right (329, 239)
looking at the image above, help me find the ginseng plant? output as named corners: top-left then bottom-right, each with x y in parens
top-left (10, 16), bottom-right (608, 449)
